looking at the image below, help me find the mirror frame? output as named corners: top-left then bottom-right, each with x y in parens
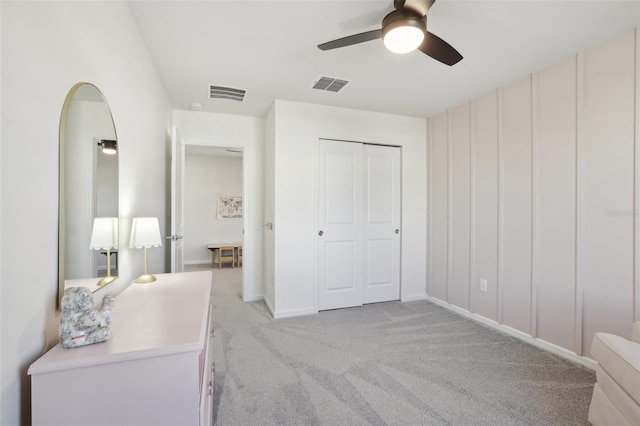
top-left (58, 82), bottom-right (119, 309)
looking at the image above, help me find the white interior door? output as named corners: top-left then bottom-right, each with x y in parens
top-left (170, 125), bottom-right (185, 272)
top-left (363, 144), bottom-right (401, 303)
top-left (318, 140), bottom-right (401, 311)
top-left (318, 139), bottom-right (364, 310)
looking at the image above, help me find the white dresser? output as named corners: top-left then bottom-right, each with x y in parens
top-left (28, 271), bottom-right (214, 426)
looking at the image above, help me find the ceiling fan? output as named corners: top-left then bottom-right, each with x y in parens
top-left (317, 0), bottom-right (462, 66)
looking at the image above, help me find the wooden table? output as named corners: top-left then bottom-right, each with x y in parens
top-left (207, 243), bottom-right (242, 268)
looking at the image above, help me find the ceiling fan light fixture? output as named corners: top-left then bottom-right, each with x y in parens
top-left (317, 2), bottom-right (462, 66)
top-left (98, 139), bottom-right (117, 155)
top-left (383, 25), bottom-right (424, 54)
top-left (382, 10), bottom-right (426, 54)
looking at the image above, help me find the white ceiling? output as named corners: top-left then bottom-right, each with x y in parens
top-left (129, 0), bottom-right (640, 119)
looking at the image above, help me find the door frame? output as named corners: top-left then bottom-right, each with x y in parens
top-left (170, 125), bottom-right (185, 273)
top-left (183, 143), bottom-right (249, 301)
top-left (314, 137), bottom-right (402, 312)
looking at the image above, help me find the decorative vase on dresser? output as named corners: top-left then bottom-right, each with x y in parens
top-left (28, 271), bottom-right (214, 426)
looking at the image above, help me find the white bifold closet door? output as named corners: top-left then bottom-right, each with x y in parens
top-left (318, 139), bottom-right (401, 311)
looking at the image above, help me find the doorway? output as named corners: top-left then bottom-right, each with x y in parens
top-left (183, 145), bottom-right (245, 299)
top-left (317, 139), bottom-right (401, 311)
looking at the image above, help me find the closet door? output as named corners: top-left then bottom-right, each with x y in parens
top-left (318, 140), bottom-right (401, 311)
top-left (363, 144), bottom-right (401, 304)
top-left (318, 140), bottom-right (364, 310)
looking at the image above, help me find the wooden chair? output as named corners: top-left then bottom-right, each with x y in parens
top-left (219, 246), bottom-right (235, 268)
top-left (236, 245), bottom-right (243, 267)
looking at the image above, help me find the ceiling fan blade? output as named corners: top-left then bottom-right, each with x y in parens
top-left (417, 31), bottom-right (463, 66)
top-left (317, 29), bottom-right (383, 51)
top-left (395, 0), bottom-right (436, 16)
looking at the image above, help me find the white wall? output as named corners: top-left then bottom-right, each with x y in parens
top-left (173, 110), bottom-right (264, 301)
top-left (185, 154), bottom-right (243, 264)
top-left (268, 100), bottom-right (427, 318)
top-left (427, 29), bottom-right (639, 363)
top-left (0, 2), bottom-right (171, 424)
top-left (263, 106), bottom-right (276, 311)
top-left (0, 3), bottom-right (4, 423)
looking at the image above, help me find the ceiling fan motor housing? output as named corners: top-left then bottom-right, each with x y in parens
top-left (381, 8), bottom-right (426, 38)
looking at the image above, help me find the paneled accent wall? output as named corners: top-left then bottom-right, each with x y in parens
top-left (500, 77), bottom-right (533, 334)
top-left (580, 31), bottom-right (636, 355)
top-left (533, 56), bottom-right (578, 353)
top-left (427, 29), bottom-right (638, 359)
top-left (428, 114), bottom-right (449, 301)
top-left (470, 91), bottom-right (499, 322)
top-left (449, 103), bottom-right (471, 310)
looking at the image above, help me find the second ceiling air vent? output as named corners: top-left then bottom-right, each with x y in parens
top-left (209, 85), bottom-right (246, 102)
top-left (312, 76), bottom-right (349, 93)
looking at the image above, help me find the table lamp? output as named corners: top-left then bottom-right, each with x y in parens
top-left (89, 217), bottom-right (118, 287)
top-left (129, 217), bottom-right (162, 283)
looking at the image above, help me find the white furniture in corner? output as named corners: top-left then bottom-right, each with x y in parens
top-left (588, 321), bottom-right (640, 425)
top-left (28, 271), bottom-right (214, 426)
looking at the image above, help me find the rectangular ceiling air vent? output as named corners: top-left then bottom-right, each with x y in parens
top-left (312, 76), bottom-right (349, 93)
top-left (209, 85), bottom-right (246, 102)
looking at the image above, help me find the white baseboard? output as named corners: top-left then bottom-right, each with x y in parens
top-left (425, 296), bottom-right (597, 370)
top-left (273, 306), bottom-right (317, 319)
top-left (243, 294), bottom-right (264, 303)
top-left (261, 292), bottom-right (317, 319)
top-left (263, 296), bottom-right (275, 317)
top-left (185, 260), bottom-right (209, 266)
top-left (402, 294), bottom-right (428, 303)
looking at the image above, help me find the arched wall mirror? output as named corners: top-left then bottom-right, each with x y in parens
top-left (58, 83), bottom-right (119, 307)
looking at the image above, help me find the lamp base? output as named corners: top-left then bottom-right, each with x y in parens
top-left (134, 274), bottom-right (157, 284)
top-left (97, 275), bottom-right (118, 287)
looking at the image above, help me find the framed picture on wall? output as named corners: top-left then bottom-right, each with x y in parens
top-left (217, 195), bottom-right (243, 219)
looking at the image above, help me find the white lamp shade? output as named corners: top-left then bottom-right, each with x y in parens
top-left (383, 25), bottom-right (424, 54)
top-left (90, 217), bottom-right (118, 250)
top-left (129, 217), bottom-right (162, 248)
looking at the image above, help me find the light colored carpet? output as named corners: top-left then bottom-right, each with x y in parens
top-left (204, 266), bottom-right (595, 426)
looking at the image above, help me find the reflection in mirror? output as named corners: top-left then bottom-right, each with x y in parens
top-left (58, 83), bottom-right (118, 307)
top-left (89, 216), bottom-right (119, 287)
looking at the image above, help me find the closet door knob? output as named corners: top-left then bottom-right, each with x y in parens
top-left (318, 230), bottom-right (324, 236)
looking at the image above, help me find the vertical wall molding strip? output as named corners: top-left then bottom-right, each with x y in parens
top-left (447, 111), bottom-right (452, 303)
top-left (497, 88), bottom-right (505, 324)
top-left (530, 73), bottom-right (539, 338)
top-left (575, 52), bottom-right (585, 356)
top-left (427, 120), bottom-right (433, 297)
top-left (634, 28), bottom-right (640, 322)
top-left (469, 101), bottom-right (477, 313)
